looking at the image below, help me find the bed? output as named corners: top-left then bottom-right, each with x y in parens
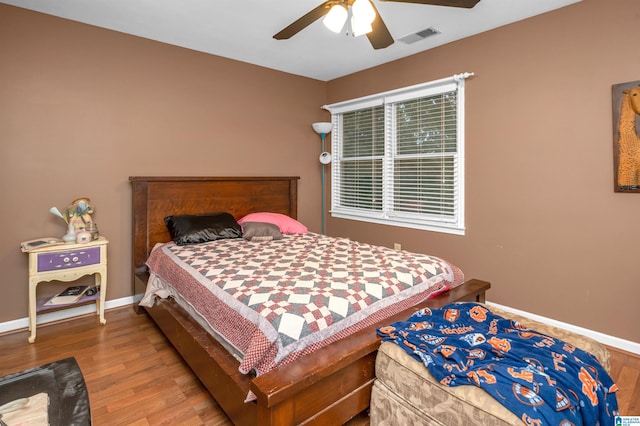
top-left (371, 305), bottom-right (616, 425)
top-left (130, 176), bottom-right (491, 425)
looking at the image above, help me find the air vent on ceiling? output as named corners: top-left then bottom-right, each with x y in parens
top-left (398, 27), bottom-right (441, 44)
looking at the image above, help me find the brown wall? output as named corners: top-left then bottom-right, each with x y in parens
top-left (0, 5), bottom-right (327, 322)
top-left (326, 0), bottom-right (640, 342)
top-left (1, 0), bottom-right (639, 345)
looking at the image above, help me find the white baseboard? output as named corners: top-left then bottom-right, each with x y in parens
top-left (0, 295), bottom-right (139, 334)
top-left (487, 301), bottom-right (640, 355)
top-left (2, 297), bottom-right (639, 356)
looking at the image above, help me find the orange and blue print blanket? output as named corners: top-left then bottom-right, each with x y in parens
top-left (377, 303), bottom-right (618, 425)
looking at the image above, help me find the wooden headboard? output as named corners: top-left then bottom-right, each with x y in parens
top-left (129, 176), bottom-right (299, 294)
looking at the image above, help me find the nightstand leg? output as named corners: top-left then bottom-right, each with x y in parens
top-left (28, 279), bottom-right (38, 343)
top-left (95, 271), bottom-right (107, 325)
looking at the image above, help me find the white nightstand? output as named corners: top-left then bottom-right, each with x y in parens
top-left (22, 237), bottom-right (108, 343)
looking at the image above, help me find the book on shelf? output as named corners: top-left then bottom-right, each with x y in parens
top-left (44, 285), bottom-right (89, 306)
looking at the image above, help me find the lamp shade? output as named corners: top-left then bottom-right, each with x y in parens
top-left (353, 0), bottom-right (375, 23)
top-left (351, 15), bottom-right (373, 37)
top-left (323, 4), bottom-right (348, 33)
top-left (351, 0), bottom-right (375, 36)
top-left (312, 122), bottom-right (333, 135)
top-left (319, 152), bottom-right (333, 164)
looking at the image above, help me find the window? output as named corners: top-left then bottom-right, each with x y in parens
top-left (324, 73), bottom-right (471, 235)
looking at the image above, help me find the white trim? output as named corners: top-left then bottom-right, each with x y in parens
top-left (0, 295), bottom-right (140, 334)
top-left (4, 296), bottom-right (637, 356)
top-left (330, 210), bottom-right (465, 235)
top-left (322, 72), bottom-right (473, 113)
top-left (487, 301), bottom-right (640, 356)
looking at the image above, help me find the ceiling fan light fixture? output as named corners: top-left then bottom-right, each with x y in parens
top-left (323, 4), bottom-right (348, 33)
top-left (351, 15), bottom-right (373, 37)
top-left (351, 0), bottom-right (376, 36)
top-left (352, 0), bottom-right (376, 24)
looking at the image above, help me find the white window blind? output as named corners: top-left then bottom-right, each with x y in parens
top-left (324, 73), bottom-right (471, 235)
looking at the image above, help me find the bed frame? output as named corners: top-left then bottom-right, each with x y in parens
top-left (130, 176), bottom-right (490, 425)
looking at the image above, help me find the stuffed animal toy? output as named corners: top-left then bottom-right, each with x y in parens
top-left (67, 197), bottom-right (95, 231)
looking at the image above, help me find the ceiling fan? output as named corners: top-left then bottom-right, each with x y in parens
top-left (273, 0), bottom-right (481, 50)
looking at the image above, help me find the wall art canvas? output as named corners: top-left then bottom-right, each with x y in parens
top-left (612, 79), bottom-right (640, 192)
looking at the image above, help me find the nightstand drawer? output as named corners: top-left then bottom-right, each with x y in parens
top-left (37, 246), bottom-right (101, 272)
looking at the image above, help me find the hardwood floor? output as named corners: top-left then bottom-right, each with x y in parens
top-left (1, 306), bottom-right (638, 425)
top-left (608, 345), bottom-right (640, 416)
top-left (1, 307), bottom-right (232, 425)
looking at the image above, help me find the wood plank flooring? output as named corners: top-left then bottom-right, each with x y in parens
top-left (1, 306), bottom-right (638, 425)
top-left (608, 345), bottom-right (640, 416)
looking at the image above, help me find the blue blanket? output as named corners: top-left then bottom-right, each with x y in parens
top-left (377, 303), bottom-right (619, 425)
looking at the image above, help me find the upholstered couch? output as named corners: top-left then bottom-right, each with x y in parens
top-left (370, 305), bottom-right (611, 425)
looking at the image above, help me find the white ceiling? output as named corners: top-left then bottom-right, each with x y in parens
top-left (2, 0), bottom-right (581, 81)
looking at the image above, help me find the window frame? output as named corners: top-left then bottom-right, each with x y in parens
top-left (323, 73), bottom-right (472, 235)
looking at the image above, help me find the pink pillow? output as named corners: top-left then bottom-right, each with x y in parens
top-left (238, 212), bottom-right (308, 234)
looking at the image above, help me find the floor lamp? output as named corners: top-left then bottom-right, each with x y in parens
top-left (312, 122), bottom-right (333, 234)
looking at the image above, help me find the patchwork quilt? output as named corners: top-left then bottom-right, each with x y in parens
top-left (141, 233), bottom-right (463, 376)
top-left (377, 303), bottom-right (619, 425)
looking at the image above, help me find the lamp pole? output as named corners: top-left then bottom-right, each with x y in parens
top-left (320, 131), bottom-right (328, 235)
top-left (312, 122), bottom-right (333, 235)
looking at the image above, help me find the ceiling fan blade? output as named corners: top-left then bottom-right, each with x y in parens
top-left (379, 0), bottom-right (480, 8)
top-left (273, 1), bottom-right (333, 40)
top-left (367, 3), bottom-right (394, 49)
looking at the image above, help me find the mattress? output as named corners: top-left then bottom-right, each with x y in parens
top-left (370, 305), bottom-right (612, 426)
top-left (140, 233), bottom-right (464, 376)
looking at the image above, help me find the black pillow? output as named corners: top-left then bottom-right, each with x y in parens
top-left (164, 212), bottom-right (242, 246)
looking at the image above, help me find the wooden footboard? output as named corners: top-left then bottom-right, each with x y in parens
top-left (140, 273), bottom-right (490, 425)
